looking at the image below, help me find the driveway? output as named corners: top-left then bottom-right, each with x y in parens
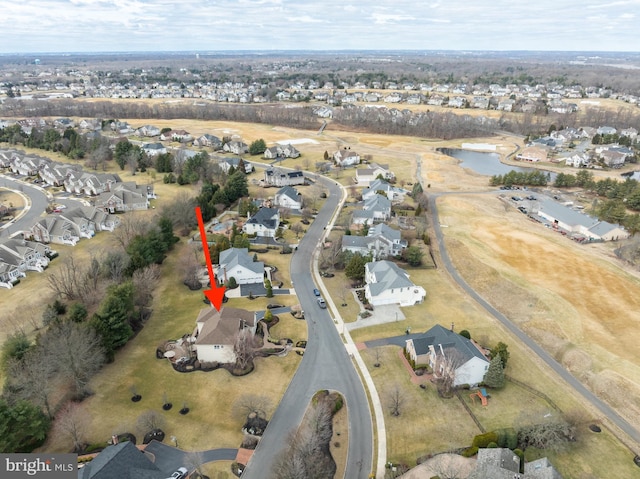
top-left (346, 303), bottom-right (406, 331)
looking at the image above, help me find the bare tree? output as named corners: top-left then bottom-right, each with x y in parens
top-left (5, 345), bottom-right (57, 419)
top-left (433, 347), bottom-right (468, 397)
top-left (185, 452), bottom-right (205, 478)
top-left (111, 213), bottom-right (151, 250)
top-left (428, 453), bottom-right (466, 479)
top-left (234, 328), bottom-right (256, 370)
top-left (40, 322), bottom-right (106, 398)
top-left (232, 394), bottom-right (272, 422)
top-left (180, 243), bottom-right (202, 290)
top-left (53, 401), bottom-right (90, 452)
top-left (102, 250), bottom-right (130, 283)
top-left (387, 384), bottom-right (406, 417)
top-left (136, 410), bottom-right (167, 436)
top-left (163, 192), bottom-right (197, 236)
top-left (338, 283), bottom-right (349, 306)
top-left (290, 222), bottom-right (304, 239)
top-left (132, 264), bottom-right (161, 313)
top-left (46, 254), bottom-right (86, 301)
top-left (86, 143), bottom-right (110, 171)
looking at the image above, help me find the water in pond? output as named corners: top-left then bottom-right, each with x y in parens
top-left (438, 148), bottom-right (531, 177)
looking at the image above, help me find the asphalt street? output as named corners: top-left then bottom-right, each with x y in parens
top-left (242, 177), bottom-right (373, 479)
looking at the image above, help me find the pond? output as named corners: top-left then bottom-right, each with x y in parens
top-left (438, 148), bottom-right (531, 177)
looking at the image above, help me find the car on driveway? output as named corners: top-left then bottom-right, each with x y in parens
top-left (313, 288), bottom-right (320, 297)
top-left (170, 467), bottom-right (188, 479)
top-left (317, 297), bottom-right (326, 308)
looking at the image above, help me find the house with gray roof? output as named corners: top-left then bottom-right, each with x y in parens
top-left (141, 142), bottom-right (166, 157)
top-left (342, 224), bottom-right (406, 260)
top-left (274, 185), bottom-right (302, 210)
top-left (352, 194), bottom-right (391, 225)
top-left (78, 440), bottom-right (167, 479)
top-left (194, 133), bottom-right (223, 149)
top-left (535, 198), bottom-right (628, 241)
top-left (467, 447), bottom-right (562, 479)
top-left (243, 207), bottom-right (280, 238)
top-left (362, 179), bottom-right (407, 202)
top-left (95, 182), bottom-right (150, 213)
top-left (405, 324), bottom-right (490, 387)
top-left (216, 247), bottom-right (264, 286)
top-left (364, 260), bottom-right (426, 307)
top-left (263, 168), bottom-right (305, 187)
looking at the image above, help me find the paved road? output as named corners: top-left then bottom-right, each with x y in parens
top-left (0, 175), bottom-right (49, 237)
top-left (428, 193), bottom-right (640, 445)
top-left (242, 177), bottom-right (373, 479)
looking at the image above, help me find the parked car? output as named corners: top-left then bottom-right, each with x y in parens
top-left (313, 288), bottom-right (320, 297)
top-left (169, 467), bottom-right (188, 479)
top-left (317, 297), bottom-right (326, 308)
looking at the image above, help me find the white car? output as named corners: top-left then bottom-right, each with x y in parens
top-left (169, 467), bottom-right (188, 479)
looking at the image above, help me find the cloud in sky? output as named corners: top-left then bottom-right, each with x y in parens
top-left (1, 0), bottom-right (639, 53)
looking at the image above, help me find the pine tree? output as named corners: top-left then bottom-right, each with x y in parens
top-left (483, 355), bottom-right (505, 388)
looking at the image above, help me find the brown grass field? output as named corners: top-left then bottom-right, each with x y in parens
top-left (3, 115), bottom-right (640, 476)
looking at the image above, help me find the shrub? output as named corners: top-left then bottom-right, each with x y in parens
top-left (459, 329), bottom-right (471, 339)
top-left (460, 446), bottom-right (478, 457)
top-left (227, 277), bottom-right (238, 289)
top-left (487, 442), bottom-right (498, 448)
top-left (472, 431), bottom-right (499, 449)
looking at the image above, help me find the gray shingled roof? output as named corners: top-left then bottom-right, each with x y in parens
top-left (410, 324), bottom-right (488, 363)
top-left (78, 441), bottom-right (166, 479)
top-left (218, 247), bottom-right (264, 275)
top-left (365, 260), bottom-right (414, 297)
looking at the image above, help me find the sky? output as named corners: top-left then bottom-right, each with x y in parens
top-left (2, 0), bottom-right (640, 54)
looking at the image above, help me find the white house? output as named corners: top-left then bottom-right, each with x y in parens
top-left (352, 194), bottom-right (391, 224)
top-left (264, 168), bottom-right (305, 187)
top-left (243, 207), bottom-right (280, 237)
top-left (141, 142), bottom-right (166, 157)
top-left (341, 224), bottom-right (407, 260)
top-left (218, 157), bottom-right (252, 174)
top-left (274, 186), bottom-right (302, 210)
top-left (364, 260), bottom-right (426, 307)
top-left (193, 307), bottom-right (257, 364)
top-left (355, 164), bottom-right (395, 186)
top-left (405, 324), bottom-right (490, 387)
top-left (362, 179), bottom-right (406, 202)
top-left (333, 148), bottom-right (360, 167)
top-left (216, 247), bottom-right (264, 285)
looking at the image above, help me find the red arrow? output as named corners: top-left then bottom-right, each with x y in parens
top-left (195, 206), bottom-right (226, 311)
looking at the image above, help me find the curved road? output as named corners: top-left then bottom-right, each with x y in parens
top-left (428, 193), bottom-right (640, 445)
top-left (0, 176), bottom-right (50, 237)
top-left (242, 177), bottom-right (373, 478)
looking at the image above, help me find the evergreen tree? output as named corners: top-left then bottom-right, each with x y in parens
top-left (0, 398), bottom-right (50, 452)
top-left (490, 342), bottom-right (510, 368)
top-left (483, 355), bottom-right (505, 388)
top-left (345, 254), bottom-right (368, 281)
top-left (91, 281), bottom-right (135, 359)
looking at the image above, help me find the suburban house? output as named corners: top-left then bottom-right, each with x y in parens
top-left (342, 224), bottom-right (406, 260)
top-left (9, 154), bottom-right (49, 176)
top-left (216, 247), bottom-right (264, 286)
top-left (535, 198), bottom-right (629, 241)
top-left (273, 186), bottom-right (303, 210)
top-left (134, 124), bottom-right (161, 137)
top-left (352, 194), bottom-right (391, 225)
top-left (243, 207), bottom-right (280, 237)
top-left (0, 239), bottom-right (54, 288)
top-left (141, 142), bottom-right (166, 157)
top-left (515, 146), bottom-right (548, 163)
top-left (193, 133), bottom-right (223, 149)
top-left (263, 168), bottom-right (305, 187)
top-left (64, 172), bottom-right (121, 196)
top-left (159, 129), bottom-right (192, 142)
top-left (562, 153), bottom-right (590, 168)
top-left (193, 307), bottom-right (257, 364)
top-left (218, 157), bottom-right (252, 174)
top-left (78, 440), bottom-right (168, 479)
top-left (364, 260), bottom-right (426, 306)
top-left (39, 162), bottom-right (82, 187)
top-left (405, 324), bottom-right (490, 387)
top-left (94, 182), bottom-right (151, 212)
top-left (333, 148), bottom-right (360, 167)
top-left (362, 179), bottom-right (406, 202)
top-left (223, 140), bottom-right (249, 155)
top-left (264, 144), bottom-right (301, 159)
top-left (25, 206), bottom-right (119, 245)
top-left (355, 163), bottom-right (395, 186)
top-left (78, 118), bottom-right (102, 131)
top-left (468, 448), bottom-right (563, 479)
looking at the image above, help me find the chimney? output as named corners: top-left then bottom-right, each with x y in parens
top-left (451, 322), bottom-right (454, 332)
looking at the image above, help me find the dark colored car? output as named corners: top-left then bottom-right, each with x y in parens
top-left (313, 288), bottom-right (320, 297)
